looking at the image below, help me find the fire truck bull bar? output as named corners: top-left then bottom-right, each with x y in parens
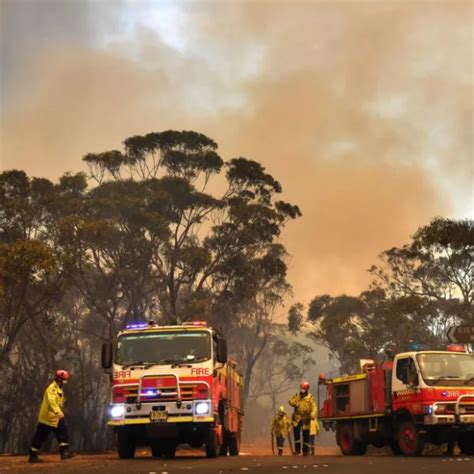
top-left (111, 373), bottom-right (211, 406)
top-left (108, 373), bottom-right (214, 425)
top-left (137, 373), bottom-right (181, 406)
top-left (424, 393), bottom-right (474, 425)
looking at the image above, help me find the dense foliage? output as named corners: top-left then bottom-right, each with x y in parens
top-left (299, 218), bottom-right (473, 373)
top-left (0, 130), bottom-right (301, 453)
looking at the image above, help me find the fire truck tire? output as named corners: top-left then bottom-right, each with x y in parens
top-left (458, 433), bottom-right (474, 455)
top-left (228, 432), bottom-right (240, 456)
top-left (151, 443), bottom-right (163, 458)
top-left (162, 442), bottom-right (177, 458)
top-left (336, 424), bottom-right (367, 455)
top-left (206, 429), bottom-right (220, 458)
top-left (117, 431), bottom-right (136, 459)
top-left (397, 421), bottom-right (425, 456)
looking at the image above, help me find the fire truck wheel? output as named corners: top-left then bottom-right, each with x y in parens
top-left (117, 431), bottom-right (136, 459)
top-left (458, 433), bottom-right (474, 455)
top-left (228, 432), bottom-right (240, 456)
top-left (151, 443), bottom-right (163, 458)
top-left (206, 429), bottom-right (220, 458)
top-left (162, 442), bottom-right (177, 458)
top-left (336, 424), bottom-right (367, 456)
top-left (397, 421), bottom-right (425, 456)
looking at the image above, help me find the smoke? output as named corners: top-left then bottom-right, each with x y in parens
top-left (1, 1), bottom-right (472, 304)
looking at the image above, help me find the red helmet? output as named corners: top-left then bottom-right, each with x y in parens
top-left (300, 381), bottom-right (310, 391)
top-left (55, 370), bottom-right (70, 381)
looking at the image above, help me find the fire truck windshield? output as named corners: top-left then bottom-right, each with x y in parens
top-left (417, 353), bottom-right (474, 386)
top-left (116, 331), bottom-right (211, 366)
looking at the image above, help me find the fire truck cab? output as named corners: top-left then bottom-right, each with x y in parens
top-left (101, 321), bottom-right (243, 459)
top-left (319, 348), bottom-right (474, 456)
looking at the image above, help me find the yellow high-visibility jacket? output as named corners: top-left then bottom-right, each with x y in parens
top-left (289, 392), bottom-right (317, 430)
top-left (38, 381), bottom-right (64, 427)
top-left (310, 418), bottom-right (320, 436)
top-left (271, 413), bottom-right (291, 437)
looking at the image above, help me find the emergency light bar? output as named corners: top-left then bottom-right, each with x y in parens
top-left (182, 321), bottom-right (207, 327)
top-left (446, 344), bottom-right (467, 352)
top-left (125, 323), bottom-right (148, 330)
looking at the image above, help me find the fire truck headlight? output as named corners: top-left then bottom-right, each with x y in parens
top-left (194, 401), bottom-right (211, 415)
top-left (111, 405), bottom-right (125, 418)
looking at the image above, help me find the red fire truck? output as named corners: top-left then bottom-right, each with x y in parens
top-left (101, 321), bottom-right (243, 459)
top-left (318, 346), bottom-right (474, 456)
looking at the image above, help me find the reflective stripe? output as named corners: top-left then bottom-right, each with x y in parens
top-left (31, 447), bottom-right (40, 452)
top-left (108, 415), bottom-right (214, 426)
top-left (330, 373), bottom-right (366, 384)
top-left (59, 443), bottom-right (69, 447)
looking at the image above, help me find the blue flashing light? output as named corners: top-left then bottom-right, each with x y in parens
top-left (409, 343), bottom-right (423, 351)
top-left (126, 323), bottom-right (148, 330)
top-left (145, 389), bottom-right (156, 396)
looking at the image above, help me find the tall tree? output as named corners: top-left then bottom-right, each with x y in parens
top-left (304, 218), bottom-right (473, 373)
top-left (82, 131), bottom-right (300, 325)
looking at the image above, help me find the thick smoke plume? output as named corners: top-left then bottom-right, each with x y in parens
top-left (1, 1), bottom-right (472, 303)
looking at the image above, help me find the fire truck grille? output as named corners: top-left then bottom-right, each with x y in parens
top-left (113, 381), bottom-right (209, 403)
top-left (444, 404), bottom-right (474, 414)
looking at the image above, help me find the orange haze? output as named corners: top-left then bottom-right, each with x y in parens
top-left (1, 1), bottom-right (472, 307)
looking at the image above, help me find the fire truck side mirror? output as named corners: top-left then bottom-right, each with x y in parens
top-left (101, 342), bottom-right (113, 369)
top-left (216, 337), bottom-right (228, 364)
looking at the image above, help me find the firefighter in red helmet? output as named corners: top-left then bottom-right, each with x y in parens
top-left (289, 381), bottom-right (317, 456)
top-left (28, 370), bottom-right (75, 463)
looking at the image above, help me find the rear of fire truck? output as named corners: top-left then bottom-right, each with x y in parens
top-left (101, 321), bottom-right (243, 459)
top-left (319, 346), bottom-right (474, 456)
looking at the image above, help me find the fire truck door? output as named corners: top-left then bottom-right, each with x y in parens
top-left (392, 357), bottom-right (419, 394)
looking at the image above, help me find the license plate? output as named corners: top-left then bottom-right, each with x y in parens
top-left (461, 415), bottom-right (474, 423)
top-left (150, 411), bottom-right (168, 423)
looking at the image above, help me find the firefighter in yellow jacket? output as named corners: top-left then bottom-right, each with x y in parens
top-left (271, 406), bottom-right (292, 455)
top-left (28, 370), bottom-right (74, 463)
top-left (289, 381), bottom-right (317, 456)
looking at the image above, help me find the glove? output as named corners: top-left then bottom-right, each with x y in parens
top-left (58, 410), bottom-right (65, 419)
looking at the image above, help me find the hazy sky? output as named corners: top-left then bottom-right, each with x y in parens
top-left (1, 0), bottom-right (472, 308)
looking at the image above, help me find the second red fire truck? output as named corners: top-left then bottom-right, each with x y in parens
top-left (319, 346), bottom-right (474, 456)
top-left (101, 321), bottom-right (243, 459)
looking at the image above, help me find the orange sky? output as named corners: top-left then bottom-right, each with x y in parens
top-left (1, 0), bottom-right (472, 308)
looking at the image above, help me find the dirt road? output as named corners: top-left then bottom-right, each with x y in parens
top-left (1, 446), bottom-right (472, 474)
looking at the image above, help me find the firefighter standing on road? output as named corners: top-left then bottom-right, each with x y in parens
top-left (271, 405), bottom-right (292, 455)
top-left (28, 370), bottom-right (74, 463)
top-left (289, 381), bottom-right (317, 456)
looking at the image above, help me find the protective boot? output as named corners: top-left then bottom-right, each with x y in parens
top-left (278, 448), bottom-right (283, 456)
top-left (59, 445), bottom-right (75, 460)
top-left (293, 442), bottom-right (301, 455)
top-left (28, 450), bottom-right (41, 463)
